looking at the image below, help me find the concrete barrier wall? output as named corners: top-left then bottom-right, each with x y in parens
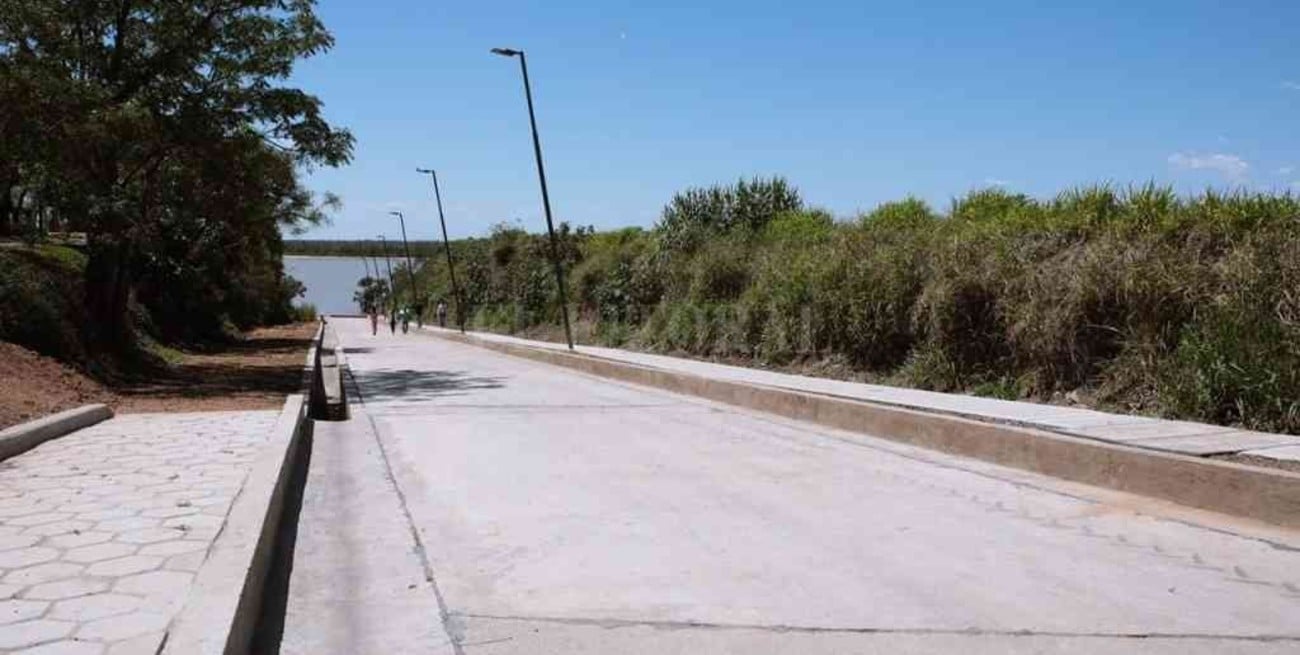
top-left (0, 404), bottom-right (113, 461)
top-left (162, 394), bottom-right (310, 655)
top-left (439, 333), bottom-right (1300, 530)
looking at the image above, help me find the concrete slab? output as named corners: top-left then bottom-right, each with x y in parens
top-left (1241, 445), bottom-right (1300, 462)
top-left (324, 318), bottom-right (1300, 653)
top-left (431, 327), bottom-right (1300, 464)
top-left (1128, 432), bottom-right (1299, 456)
top-left (278, 408), bottom-right (453, 655)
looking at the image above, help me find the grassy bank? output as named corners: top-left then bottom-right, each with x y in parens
top-left (404, 181), bottom-right (1300, 435)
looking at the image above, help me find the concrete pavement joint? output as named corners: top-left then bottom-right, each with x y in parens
top-left (347, 367), bottom-right (468, 655)
top-left (450, 612), bottom-right (1300, 642)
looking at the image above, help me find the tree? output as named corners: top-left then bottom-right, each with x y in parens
top-left (0, 0), bottom-right (353, 346)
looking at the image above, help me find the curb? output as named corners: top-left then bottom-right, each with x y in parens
top-left (435, 331), bottom-right (1300, 530)
top-left (0, 404), bottom-right (112, 461)
top-left (162, 394), bottom-right (310, 655)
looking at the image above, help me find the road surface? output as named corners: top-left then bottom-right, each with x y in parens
top-left (320, 316), bottom-right (1300, 654)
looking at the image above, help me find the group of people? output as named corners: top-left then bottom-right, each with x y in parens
top-left (367, 300), bottom-right (451, 336)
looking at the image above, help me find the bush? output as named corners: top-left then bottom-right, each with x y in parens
top-left (417, 181), bottom-right (1300, 434)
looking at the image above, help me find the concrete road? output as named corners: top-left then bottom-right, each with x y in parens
top-left (331, 317), bottom-right (1300, 654)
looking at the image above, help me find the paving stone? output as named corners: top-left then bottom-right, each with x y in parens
top-left (0, 535), bottom-right (42, 552)
top-left (113, 571), bottom-right (192, 599)
top-left (23, 579), bottom-right (110, 601)
top-left (0, 599), bottom-right (49, 625)
top-left (7, 513), bottom-right (72, 528)
top-left (64, 544), bottom-right (137, 564)
top-left (113, 529), bottom-right (179, 546)
top-left (83, 557), bottom-right (161, 578)
top-left (104, 633), bottom-right (163, 655)
top-left (24, 520), bottom-right (95, 538)
top-left (162, 551), bottom-right (207, 573)
top-left (0, 619), bottom-right (75, 649)
top-left (136, 541), bottom-right (205, 558)
top-left (0, 547), bottom-right (59, 569)
top-left (15, 640), bottom-right (105, 655)
top-left (49, 594), bottom-right (140, 622)
top-left (75, 611), bottom-right (169, 642)
top-left (45, 533), bottom-right (112, 550)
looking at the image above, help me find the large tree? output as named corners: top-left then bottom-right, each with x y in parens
top-left (0, 0), bottom-right (352, 345)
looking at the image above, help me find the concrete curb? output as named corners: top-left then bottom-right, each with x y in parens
top-left (0, 403), bottom-right (112, 461)
top-left (435, 332), bottom-right (1300, 530)
top-left (162, 394), bottom-right (310, 655)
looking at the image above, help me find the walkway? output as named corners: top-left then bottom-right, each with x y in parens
top-left (0, 410), bottom-right (276, 654)
top-left (310, 316), bottom-right (1300, 654)
top-left (435, 327), bottom-right (1300, 462)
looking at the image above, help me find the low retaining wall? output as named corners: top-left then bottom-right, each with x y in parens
top-left (0, 403), bottom-right (112, 461)
top-left (436, 332), bottom-right (1300, 530)
top-left (163, 394), bottom-right (311, 655)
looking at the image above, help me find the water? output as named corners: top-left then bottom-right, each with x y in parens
top-left (284, 256), bottom-right (378, 316)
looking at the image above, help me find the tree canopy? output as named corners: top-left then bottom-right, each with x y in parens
top-left (0, 0), bottom-right (352, 344)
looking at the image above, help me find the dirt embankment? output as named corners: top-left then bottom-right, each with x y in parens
top-left (1, 322), bottom-right (316, 430)
top-left (0, 342), bottom-right (118, 428)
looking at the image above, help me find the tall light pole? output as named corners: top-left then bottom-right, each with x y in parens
top-left (388, 211), bottom-right (421, 321)
top-left (377, 234), bottom-right (396, 315)
top-left (416, 168), bottom-right (466, 333)
top-left (491, 46), bottom-right (574, 350)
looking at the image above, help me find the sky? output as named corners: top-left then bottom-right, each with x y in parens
top-left (290, 0), bottom-right (1300, 241)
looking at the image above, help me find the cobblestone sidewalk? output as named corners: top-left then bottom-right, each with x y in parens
top-left (0, 411), bottom-right (276, 654)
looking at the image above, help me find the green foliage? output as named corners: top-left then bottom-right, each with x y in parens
top-left (0, 0), bottom-right (352, 348)
top-left (0, 248), bottom-right (86, 362)
top-left (431, 181), bottom-right (1300, 434)
top-left (656, 177), bottom-right (802, 254)
top-left (293, 303), bottom-right (319, 323)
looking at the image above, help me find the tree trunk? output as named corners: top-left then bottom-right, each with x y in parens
top-left (84, 235), bottom-right (133, 349)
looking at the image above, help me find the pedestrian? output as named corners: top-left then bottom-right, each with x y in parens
top-left (389, 308), bottom-right (397, 335)
top-left (400, 306), bottom-right (411, 334)
top-left (436, 300), bottom-right (448, 328)
top-left (369, 307), bottom-right (378, 336)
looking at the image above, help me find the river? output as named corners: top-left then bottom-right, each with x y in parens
top-left (284, 255), bottom-right (379, 316)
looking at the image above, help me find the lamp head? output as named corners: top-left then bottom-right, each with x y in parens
top-left (415, 168), bottom-right (434, 174)
top-left (388, 211), bottom-right (403, 218)
top-left (491, 47), bottom-right (521, 57)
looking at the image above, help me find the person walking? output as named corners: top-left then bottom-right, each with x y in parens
top-left (389, 308), bottom-right (397, 335)
top-left (436, 300), bottom-right (448, 328)
top-left (400, 306), bottom-right (411, 334)
top-left (369, 307), bottom-right (379, 335)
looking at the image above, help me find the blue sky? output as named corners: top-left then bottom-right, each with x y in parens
top-left (291, 0), bottom-right (1300, 240)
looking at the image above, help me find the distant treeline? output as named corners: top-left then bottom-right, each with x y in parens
top-left (286, 239), bottom-right (450, 258)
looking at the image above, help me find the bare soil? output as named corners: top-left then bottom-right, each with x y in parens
top-left (0, 342), bottom-right (118, 429)
top-left (1, 322), bottom-right (315, 429)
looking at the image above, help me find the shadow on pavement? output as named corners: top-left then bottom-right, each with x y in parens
top-left (352, 369), bottom-right (505, 403)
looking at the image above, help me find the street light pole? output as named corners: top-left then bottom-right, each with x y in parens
top-left (377, 234), bottom-right (396, 315)
top-left (491, 47), bottom-right (575, 351)
top-left (416, 168), bottom-right (466, 333)
top-left (388, 211), bottom-right (421, 323)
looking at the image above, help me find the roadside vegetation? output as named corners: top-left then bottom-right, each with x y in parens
top-left (1, 1), bottom-right (349, 378)
top-left (397, 179), bottom-right (1300, 435)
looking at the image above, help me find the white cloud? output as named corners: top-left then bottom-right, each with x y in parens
top-left (1282, 81), bottom-right (1300, 91)
top-left (1167, 152), bottom-right (1249, 181)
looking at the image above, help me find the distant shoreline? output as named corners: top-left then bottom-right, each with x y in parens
top-left (283, 254), bottom-right (373, 260)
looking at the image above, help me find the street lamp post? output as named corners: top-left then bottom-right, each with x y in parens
top-left (416, 168), bottom-right (467, 333)
top-left (491, 46), bottom-right (575, 350)
top-left (388, 211), bottom-right (422, 325)
top-left (377, 234), bottom-right (396, 316)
